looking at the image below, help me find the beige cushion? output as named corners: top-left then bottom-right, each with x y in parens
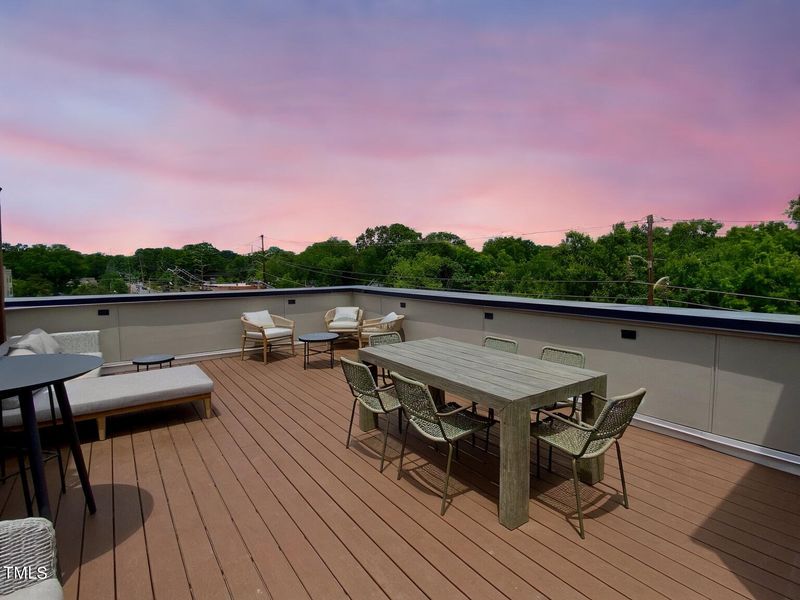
top-left (242, 310), bottom-right (275, 328)
top-left (333, 307), bottom-right (359, 322)
top-left (1, 365), bottom-right (213, 428)
top-left (5, 578), bottom-right (63, 600)
top-left (244, 327), bottom-right (292, 340)
top-left (380, 312), bottom-right (399, 324)
top-left (10, 329), bottom-right (62, 355)
top-left (328, 320), bottom-right (359, 331)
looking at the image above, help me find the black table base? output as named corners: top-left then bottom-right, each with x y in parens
top-left (300, 336), bottom-right (338, 369)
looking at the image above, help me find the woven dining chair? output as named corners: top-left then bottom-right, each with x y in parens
top-left (341, 357), bottom-right (402, 472)
top-left (483, 336), bottom-right (519, 353)
top-left (368, 332), bottom-right (402, 384)
top-left (531, 387), bottom-right (646, 538)
top-left (469, 336), bottom-right (518, 450)
top-left (392, 372), bottom-right (492, 515)
top-left (536, 346), bottom-right (587, 469)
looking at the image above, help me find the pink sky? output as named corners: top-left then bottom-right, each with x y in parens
top-left (1, 1), bottom-right (798, 254)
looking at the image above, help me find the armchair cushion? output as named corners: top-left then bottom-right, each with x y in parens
top-left (333, 307), bottom-right (359, 322)
top-left (242, 310), bottom-right (275, 328)
top-left (5, 578), bottom-right (63, 600)
top-left (379, 311), bottom-right (399, 324)
top-left (244, 327), bottom-right (293, 340)
top-left (328, 320), bottom-right (359, 331)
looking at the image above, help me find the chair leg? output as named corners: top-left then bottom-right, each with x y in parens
top-left (535, 438), bottom-right (541, 479)
top-left (396, 425), bottom-right (410, 480)
top-left (379, 415), bottom-right (391, 473)
top-left (263, 341), bottom-right (268, 364)
top-left (291, 338), bottom-right (296, 356)
top-left (441, 443), bottom-right (455, 515)
top-left (397, 408), bottom-right (403, 434)
top-left (571, 457), bottom-right (585, 539)
top-left (616, 440), bottom-right (629, 508)
top-left (240, 335), bottom-right (246, 360)
top-left (470, 403), bottom-right (477, 447)
top-left (548, 445), bottom-right (553, 472)
top-left (345, 399), bottom-right (358, 449)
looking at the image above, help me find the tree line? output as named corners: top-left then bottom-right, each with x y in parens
top-left (4, 199), bottom-right (799, 314)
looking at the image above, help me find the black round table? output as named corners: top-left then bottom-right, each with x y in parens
top-left (0, 353), bottom-right (101, 521)
top-left (132, 353), bottom-right (175, 372)
top-left (298, 332), bottom-right (339, 369)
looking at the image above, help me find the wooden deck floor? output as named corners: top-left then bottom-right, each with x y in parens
top-left (2, 351), bottom-right (799, 600)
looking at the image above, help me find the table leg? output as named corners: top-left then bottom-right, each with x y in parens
top-left (329, 340), bottom-right (334, 368)
top-left (18, 389), bottom-right (52, 521)
top-left (359, 362), bottom-right (379, 432)
top-left (499, 399), bottom-right (530, 529)
top-left (577, 376), bottom-right (607, 485)
top-left (303, 342), bottom-right (308, 370)
top-left (430, 387), bottom-right (446, 408)
top-left (53, 382), bottom-right (96, 514)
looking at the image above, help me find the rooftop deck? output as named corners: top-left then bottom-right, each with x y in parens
top-left (2, 351), bottom-right (798, 600)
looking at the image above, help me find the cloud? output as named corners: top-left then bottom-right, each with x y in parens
top-left (1, 1), bottom-right (798, 253)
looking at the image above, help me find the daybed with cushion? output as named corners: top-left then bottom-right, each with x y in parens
top-left (357, 312), bottom-right (405, 347)
top-left (2, 365), bottom-right (213, 441)
top-left (241, 309), bottom-right (296, 363)
top-left (324, 307), bottom-right (363, 340)
top-left (2, 328), bottom-right (214, 441)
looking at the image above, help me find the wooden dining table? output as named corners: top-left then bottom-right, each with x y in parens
top-left (358, 337), bottom-right (608, 530)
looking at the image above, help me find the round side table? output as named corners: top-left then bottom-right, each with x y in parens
top-left (132, 354), bottom-right (175, 372)
top-left (298, 333), bottom-right (339, 369)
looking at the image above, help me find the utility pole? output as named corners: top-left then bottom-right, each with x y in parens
top-left (259, 234), bottom-right (266, 287)
top-left (646, 214), bottom-right (655, 306)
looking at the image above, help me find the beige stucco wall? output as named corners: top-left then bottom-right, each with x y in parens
top-left (7, 289), bottom-right (798, 455)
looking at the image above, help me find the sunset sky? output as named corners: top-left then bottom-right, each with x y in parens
top-left (1, 1), bottom-right (798, 254)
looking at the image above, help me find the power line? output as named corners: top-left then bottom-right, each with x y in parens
top-left (262, 218), bottom-right (647, 249)
top-left (663, 284), bottom-right (800, 304)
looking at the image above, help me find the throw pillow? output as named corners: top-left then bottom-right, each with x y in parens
top-left (379, 312), bottom-right (399, 324)
top-left (333, 307), bottom-right (359, 322)
top-left (243, 310), bottom-right (275, 328)
top-left (9, 329), bottom-right (63, 354)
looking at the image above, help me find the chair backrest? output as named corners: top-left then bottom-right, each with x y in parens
top-left (326, 307), bottom-right (363, 324)
top-left (391, 372), bottom-right (443, 432)
top-left (585, 388), bottom-right (646, 448)
top-left (340, 357), bottom-right (378, 398)
top-left (483, 336), bottom-right (518, 354)
top-left (540, 346), bottom-right (585, 368)
top-left (369, 332), bottom-right (402, 347)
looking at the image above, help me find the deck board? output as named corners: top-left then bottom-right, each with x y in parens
top-left (2, 351), bottom-right (799, 600)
